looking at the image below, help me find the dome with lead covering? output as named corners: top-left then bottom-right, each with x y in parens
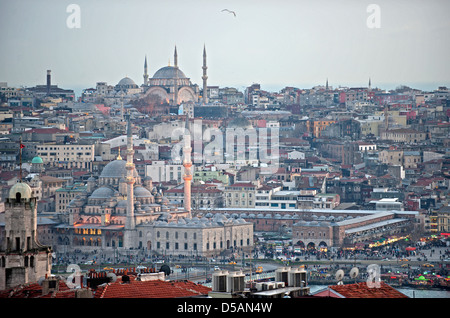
top-left (134, 186), bottom-right (153, 198)
top-left (90, 186), bottom-right (115, 199)
top-left (116, 77), bottom-right (138, 89)
top-left (100, 159), bottom-right (139, 179)
top-left (152, 66), bottom-right (187, 79)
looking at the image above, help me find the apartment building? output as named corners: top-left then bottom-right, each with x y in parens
top-left (381, 128), bottom-right (427, 144)
top-left (224, 182), bottom-right (256, 208)
top-left (36, 143), bottom-right (94, 170)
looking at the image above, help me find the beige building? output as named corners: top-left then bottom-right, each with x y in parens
top-left (358, 118), bottom-right (384, 136)
top-left (224, 182), bottom-right (256, 208)
top-left (55, 183), bottom-right (87, 213)
top-left (378, 149), bottom-right (422, 169)
top-left (36, 143), bottom-right (94, 170)
top-left (437, 206), bottom-right (450, 234)
top-left (381, 128), bottom-right (427, 144)
top-left (142, 214), bottom-right (253, 257)
top-left (403, 151), bottom-right (421, 169)
top-left (379, 149), bottom-right (404, 166)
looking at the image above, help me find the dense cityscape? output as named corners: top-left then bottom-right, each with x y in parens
top-left (0, 1), bottom-right (449, 306)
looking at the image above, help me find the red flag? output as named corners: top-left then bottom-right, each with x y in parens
top-left (20, 144), bottom-right (25, 149)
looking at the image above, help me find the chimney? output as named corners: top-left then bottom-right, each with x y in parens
top-left (46, 70), bottom-right (51, 95)
top-left (41, 276), bottom-right (59, 296)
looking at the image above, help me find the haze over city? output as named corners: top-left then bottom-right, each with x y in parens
top-left (1, 0), bottom-right (449, 94)
top-left (0, 0), bottom-right (449, 302)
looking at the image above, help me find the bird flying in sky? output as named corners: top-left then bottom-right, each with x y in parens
top-left (221, 9), bottom-right (236, 17)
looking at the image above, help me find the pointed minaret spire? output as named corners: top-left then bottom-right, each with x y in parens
top-left (368, 77), bottom-right (372, 90)
top-left (124, 114), bottom-right (136, 242)
top-left (326, 78), bottom-right (329, 90)
top-left (183, 116), bottom-right (192, 218)
top-left (202, 44), bottom-right (208, 104)
top-left (174, 45), bottom-right (178, 68)
top-left (143, 55), bottom-right (148, 85)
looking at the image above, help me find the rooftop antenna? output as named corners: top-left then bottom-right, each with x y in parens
top-left (350, 267), bottom-right (359, 284)
top-left (335, 269), bottom-right (344, 285)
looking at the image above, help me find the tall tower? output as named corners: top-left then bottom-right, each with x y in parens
top-left (46, 70), bottom-right (51, 96)
top-left (124, 115), bottom-right (136, 248)
top-left (174, 45), bottom-right (178, 68)
top-left (183, 117), bottom-right (192, 217)
top-left (143, 56), bottom-right (149, 85)
top-left (172, 46), bottom-right (179, 106)
top-left (0, 182), bottom-right (52, 290)
top-left (202, 45), bottom-right (208, 104)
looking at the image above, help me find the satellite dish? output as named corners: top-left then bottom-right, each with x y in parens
top-left (350, 267), bottom-right (359, 278)
top-left (335, 269), bottom-right (345, 284)
top-left (350, 267), bottom-right (359, 281)
top-left (159, 264), bottom-right (171, 276)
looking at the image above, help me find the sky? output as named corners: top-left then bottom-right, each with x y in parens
top-left (1, 0), bottom-right (449, 96)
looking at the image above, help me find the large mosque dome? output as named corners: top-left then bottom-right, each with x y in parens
top-left (152, 66), bottom-right (187, 79)
top-left (99, 159), bottom-right (139, 180)
top-left (100, 160), bottom-right (127, 178)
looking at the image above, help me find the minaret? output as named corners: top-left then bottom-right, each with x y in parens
top-left (183, 117), bottom-right (192, 217)
top-left (124, 115), bottom-right (135, 248)
top-left (174, 45), bottom-right (178, 68)
top-left (202, 45), bottom-right (208, 104)
top-left (143, 55), bottom-right (149, 85)
top-left (326, 78), bottom-right (329, 90)
top-left (173, 46), bottom-right (179, 106)
top-left (368, 77), bottom-right (372, 91)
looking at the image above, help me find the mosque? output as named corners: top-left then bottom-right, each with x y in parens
top-left (109, 46), bottom-right (208, 107)
top-left (140, 46), bottom-right (205, 105)
top-left (52, 115), bottom-right (253, 258)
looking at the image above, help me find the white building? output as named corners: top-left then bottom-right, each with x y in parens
top-left (146, 160), bottom-right (185, 183)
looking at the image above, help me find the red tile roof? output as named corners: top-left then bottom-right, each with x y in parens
top-left (0, 277), bottom-right (211, 299)
top-left (327, 282), bottom-right (408, 298)
top-left (93, 279), bottom-right (211, 298)
top-left (0, 280), bottom-right (72, 298)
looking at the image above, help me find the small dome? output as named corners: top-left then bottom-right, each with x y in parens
top-left (116, 200), bottom-right (128, 208)
top-left (90, 187), bottom-right (115, 199)
top-left (228, 116), bottom-right (252, 129)
top-left (153, 66), bottom-right (187, 79)
top-left (9, 182), bottom-right (32, 200)
top-left (117, 77), bottom-right (137, 87)
top-left (134, 186), bottom-right (152, 198)
top-left (31, 156), bottom-right (43, 164)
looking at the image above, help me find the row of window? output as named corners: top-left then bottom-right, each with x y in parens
top-left (38, 146), bottom-right (92, 151)
top-left (296, 232), bottom-right (328, 238)
top-left (155, 239), bottom-right (250, 251)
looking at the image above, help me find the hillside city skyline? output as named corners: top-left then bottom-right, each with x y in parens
top-left (0, 0), bottom-right (449, 302)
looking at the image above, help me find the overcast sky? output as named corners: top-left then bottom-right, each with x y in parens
top-left (1, 0), bottom-right (449, 95)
